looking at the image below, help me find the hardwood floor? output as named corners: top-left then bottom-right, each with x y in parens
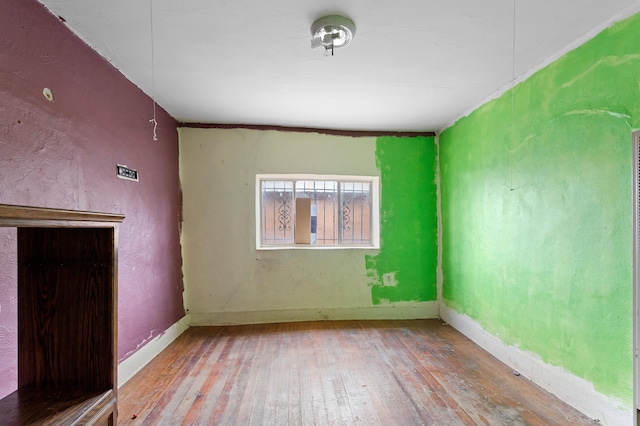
top-left (118, 320), bottom-right (597, 425)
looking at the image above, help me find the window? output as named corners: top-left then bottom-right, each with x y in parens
top-left (256, 174), bottom-right (380, 249)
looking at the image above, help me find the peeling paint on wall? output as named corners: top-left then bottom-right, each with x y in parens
top-left (439, 13), bottom-right (640, 404)
top-left (366, 136), bottom-right (438, 304)
top-left (0, 0), bottom-right (184, 399)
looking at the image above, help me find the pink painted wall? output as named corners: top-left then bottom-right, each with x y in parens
top-left (0, 0), bottom-right (185, 398)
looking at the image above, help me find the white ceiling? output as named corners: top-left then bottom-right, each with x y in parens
top-left (38, 0), bottom-right (640, 132)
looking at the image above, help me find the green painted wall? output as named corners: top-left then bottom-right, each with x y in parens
top-left (439, 14), bottom-right (640, 404)
top-left (366, 136), bottom-right (438, 304)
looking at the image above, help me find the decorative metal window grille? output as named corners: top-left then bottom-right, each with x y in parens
top-left (257, 175), bottom-right (379, 249)
top-left (261, 180), bottom-right (294, 245)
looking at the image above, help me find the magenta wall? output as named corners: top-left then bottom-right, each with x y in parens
top-left (0, 0), bottom-right (185, 398)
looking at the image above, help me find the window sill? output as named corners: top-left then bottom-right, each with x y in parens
top-left (257, 244), bottom-right (380, 251)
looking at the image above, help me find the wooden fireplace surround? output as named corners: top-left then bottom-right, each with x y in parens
top-left (0, 204), bottom-right (124, 425)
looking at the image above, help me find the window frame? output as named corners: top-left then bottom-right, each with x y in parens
top-left (255, 173), bottom-right (380, 250)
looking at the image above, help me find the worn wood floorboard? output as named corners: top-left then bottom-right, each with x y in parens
top-left (118, 320), bottom-right (598, 425)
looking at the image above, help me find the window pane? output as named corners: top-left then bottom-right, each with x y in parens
top-left (295, 181), bottom-right (338, 245)
top-left (261, 181), bottom-right (294, 245)
top-left (257, 175), bottom-right (378, 249)
top-left (340, 181), bottom-right (371, 245)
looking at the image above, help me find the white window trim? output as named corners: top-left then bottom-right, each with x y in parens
top-left (255, 173), bottom-right (380, 250)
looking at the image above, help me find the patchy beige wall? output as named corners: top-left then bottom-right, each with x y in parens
top-left (179, 128), bottom-right (437, 324)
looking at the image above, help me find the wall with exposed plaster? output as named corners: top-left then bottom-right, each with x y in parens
top-left (179, 128), bottom-right (438, 324)
top-left (0, 0), bottom-right (185, 399)
top-left (366, 136), bottom-right (439, 304)
top-left (439, 11), bottom-right (640, 413)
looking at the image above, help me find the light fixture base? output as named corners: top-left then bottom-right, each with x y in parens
top-left (310, 15), bottom-right (356, 53)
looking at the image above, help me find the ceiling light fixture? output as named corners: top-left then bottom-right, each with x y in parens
top-left (310, 15), bottom-right (356, 56)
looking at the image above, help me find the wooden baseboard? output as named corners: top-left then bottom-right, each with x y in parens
top-left (117, 315), bottom-right (191, 388)
top-left (189, 303), bottom-right (440, 326)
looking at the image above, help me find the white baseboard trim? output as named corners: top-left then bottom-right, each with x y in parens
top-left (118, 315), bottom-right (191, 388)
top-left (440, 305), bottom-right (631, 425)
top-left (190, 302), bottom-right (440, 326)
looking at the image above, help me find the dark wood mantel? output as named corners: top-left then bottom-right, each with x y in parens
top-left (0, 204), bottom-right (125, 227)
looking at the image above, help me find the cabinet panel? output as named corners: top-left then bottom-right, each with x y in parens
top-left (18, 228), bottom-right (114, 390)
